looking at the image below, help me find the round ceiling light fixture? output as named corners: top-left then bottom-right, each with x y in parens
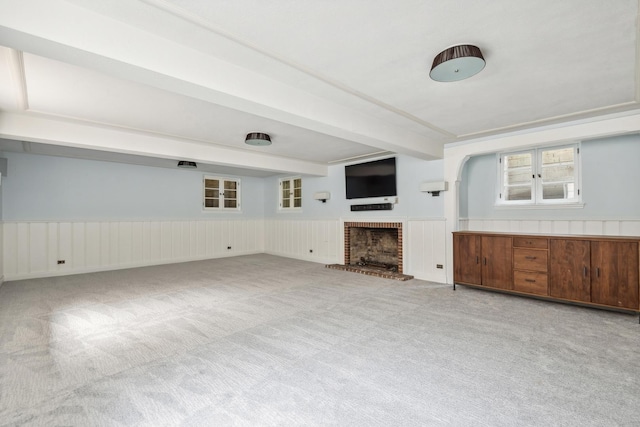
top-left (429, 44), bottom-right (485, 82)
top-left (245, 132), bottom-right (272, 146)
top-left (177, 160), bottom-right (197, 168)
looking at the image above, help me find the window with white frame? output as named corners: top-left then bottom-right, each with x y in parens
top-left (203, 176), bottom-right (240, 210)
top-left (498, 144), bottom-right (580, 205)
top-left (279, 177), bottom-right (302, 210)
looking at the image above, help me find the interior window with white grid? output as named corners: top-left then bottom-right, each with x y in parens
top-left (203, 176), bottom-right (240, 210)
top-left (498, 144), bottom-right (580, 206)
top-left (279, 177), bottom-right (302, 210)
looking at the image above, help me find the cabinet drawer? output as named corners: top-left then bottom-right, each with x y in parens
top-left (514, 249), bottom-right (548, 272)
top-left (514, 270), bottom-right (548, 295)
top-left (513, 237), bottom-right (548, 249)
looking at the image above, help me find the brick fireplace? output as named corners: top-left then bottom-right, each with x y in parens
top-left (326, 221), bottom-right (413, 281)
top-left (344, 221), bottom-right (403, 273)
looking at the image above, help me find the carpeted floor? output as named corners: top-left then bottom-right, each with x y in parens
top-left (0, 254), bottom-right (638, 426)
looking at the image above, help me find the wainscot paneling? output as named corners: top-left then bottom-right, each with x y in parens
top-left (264, 218), bottom-right (448, 284)
top-left (459, 218), bottom-right (640, 236)
top-left (405, 219), bottom-right (448, 283)
top-left (3, 218), bottom-right (450, 283)
top-left (264, 219), bottom-right (342, 265)
top-left (2, 219), bottom-right (265, 280)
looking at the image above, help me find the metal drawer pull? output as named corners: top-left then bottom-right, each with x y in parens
top-left (524, 279), bottom-right (536, 283)
top-left (524, 256), bottom-right (537, 260)
top-left (596, 267), bottom-right (600, 277)
top-left (583, 266), bottom-right (588, 277)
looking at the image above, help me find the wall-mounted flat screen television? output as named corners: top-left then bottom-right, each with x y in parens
top-left (345, 157), bottom-right (397, 199)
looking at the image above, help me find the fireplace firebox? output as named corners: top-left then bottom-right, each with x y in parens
top-left (326, 221), bottom-right (413, 281)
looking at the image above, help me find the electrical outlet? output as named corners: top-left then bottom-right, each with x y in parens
top-left (436, 264), bottom-right (443, 269)
top-left (57, 260), bottom-right (65, 265)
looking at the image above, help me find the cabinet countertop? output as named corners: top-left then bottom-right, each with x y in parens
top-left (452, 230), bottom-right (640, 241)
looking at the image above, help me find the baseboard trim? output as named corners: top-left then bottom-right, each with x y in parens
top-left (3, 251), bottom-right (261, 282)
top-left (410, 270), bottom-right (447, 284)
top-left (264, 250), bottom-right (339, 266)
top-left (265, 251), bottom-right (448, 284)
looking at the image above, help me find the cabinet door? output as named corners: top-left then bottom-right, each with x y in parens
top-left (549, 239), bottom-right (590, 302)
top-left (481, 236), bottom-right (513, 289)
top-left (591, 241), bottom-right (639, 309)
top-left (454, 234), bottom-right (482, 285)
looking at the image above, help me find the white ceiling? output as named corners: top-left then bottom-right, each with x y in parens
top-left (0, 0), bottom-right (638, 176)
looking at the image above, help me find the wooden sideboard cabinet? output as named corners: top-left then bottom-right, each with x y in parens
top-left (453, 231), bottom-right (640, 314)
top-left (549, 238), bottom-right (639, 309)
top-left (453, 233), bottom-right (512, 289)
top-left (513, 236), bottom-right (549, 296)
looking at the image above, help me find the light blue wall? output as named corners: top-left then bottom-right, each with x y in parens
top-left (6, 133), bottom-right (637, 223)
top-left (264, 155), bottom-right (446, 219)
top-left (1, 152), bottom-right (265, 220)
top-left (461, 134), bottom-right (640, 219)
top-left (580, 134), bottom-right (640, 218)
top-left (1, 152), bottom-right (444, 222)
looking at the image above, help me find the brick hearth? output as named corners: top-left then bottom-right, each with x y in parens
top-left (325, 221), bottom-right (413, 281)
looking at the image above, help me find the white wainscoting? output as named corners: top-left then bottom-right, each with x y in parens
top-left (264, 218), bottom-right (448, 284)
top-left (2, 219), bottom-right (265, 280)
top-left (3, 218), bottom-right (451, 283)
top-left (459, 218), bottom-right (640, 236)
top-left (264, 219), bottom-right (342, 265)
top-left (406, 219), bottom-right (448, 283)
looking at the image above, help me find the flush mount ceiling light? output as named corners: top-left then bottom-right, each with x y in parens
top-left (430, 44), bottom-right (485, 82)
top-left (245, 132), bottom-right (272, 146)
top-left (177, 160), bottom-right (197, 168)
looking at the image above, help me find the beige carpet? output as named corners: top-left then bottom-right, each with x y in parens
top-left (0, 254), bottom-right (639, 426)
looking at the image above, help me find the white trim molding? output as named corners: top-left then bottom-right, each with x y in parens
top-left (459, 218), bottom-right (640, 236)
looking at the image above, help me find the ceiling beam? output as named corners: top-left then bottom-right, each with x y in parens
top-left (5, 48), bottom-right (28, 110)
top-left (0, 0), bottom-right (445, 160)
top-left (0, 112), bottom-right (329, 176)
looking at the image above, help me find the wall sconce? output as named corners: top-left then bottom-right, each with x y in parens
top-left (420, 181), bottom-right (448, 197)
top-left (314, 191), bottom-right (331, 203)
